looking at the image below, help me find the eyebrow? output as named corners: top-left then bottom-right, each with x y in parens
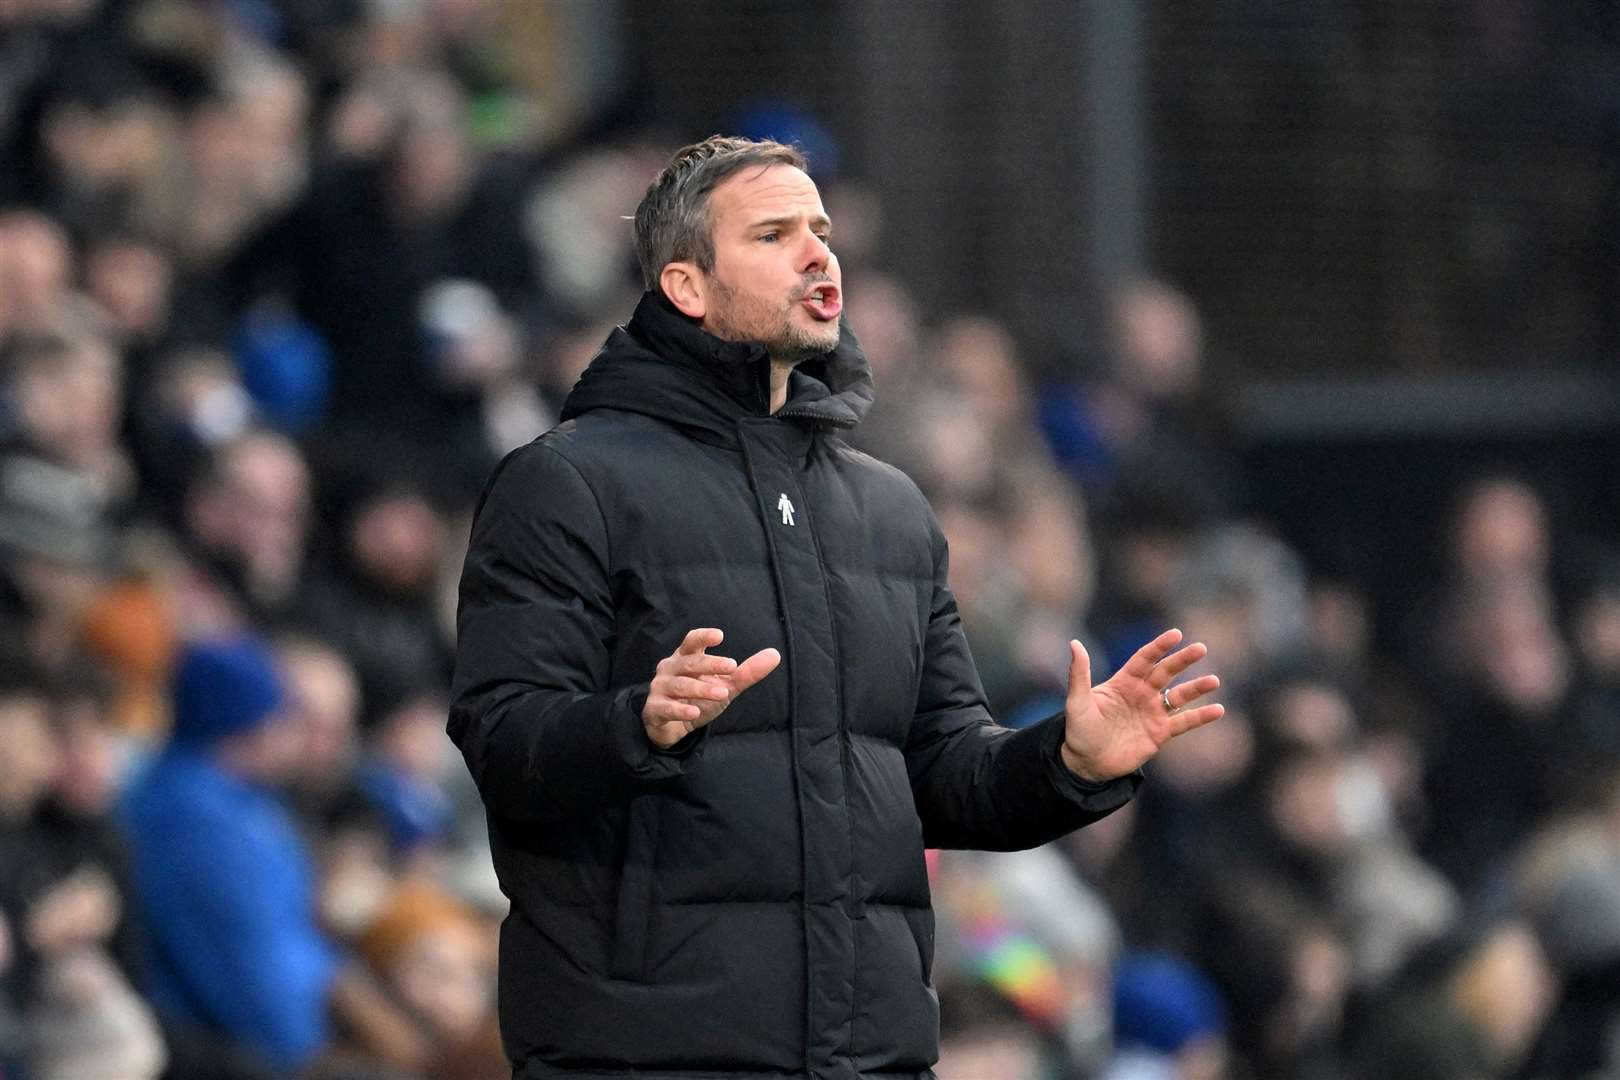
top-left (748, 214), bottom-right (832, 233)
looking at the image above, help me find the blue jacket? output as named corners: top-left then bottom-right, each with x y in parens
top-left (121, 747), bottom-right (337, 1073)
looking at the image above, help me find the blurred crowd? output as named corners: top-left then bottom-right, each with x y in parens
top-left (2, 2), bottom-right (1619, 1079)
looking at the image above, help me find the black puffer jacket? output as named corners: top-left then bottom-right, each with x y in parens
top-left (448, 293), bottom-right (1139, 1080)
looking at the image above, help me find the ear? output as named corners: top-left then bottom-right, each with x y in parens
top-left (659, 262), bottom-right (706, 320)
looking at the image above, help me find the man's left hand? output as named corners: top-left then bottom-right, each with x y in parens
top-left (1059, 628), bottom-right (1223, 783)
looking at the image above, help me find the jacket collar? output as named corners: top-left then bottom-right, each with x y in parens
top-left (559, 292), bottom-right (875, 436)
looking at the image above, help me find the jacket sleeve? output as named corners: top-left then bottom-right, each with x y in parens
top-left (903, 511), bottom-right (1139, 851)
top-left (448, 440), bottom-right (705, 825)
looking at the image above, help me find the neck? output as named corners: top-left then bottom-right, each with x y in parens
top-left (768, 358), bottom-right (793, 414)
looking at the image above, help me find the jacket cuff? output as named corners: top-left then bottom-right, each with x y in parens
top-left (608, 683), bottom-right (710, 779)
top-left (1038, 711), bottom-right (1142, 813)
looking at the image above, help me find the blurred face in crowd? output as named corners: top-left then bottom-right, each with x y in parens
top-left (841, 271), bottom-right (919, 383)
top-left (1153, 703), bottom-right (1253, 797)
top-left (390, 920), bottom-right (493, 1042)
top-left (1449, 921), bottom-right (1554, 1069)
top-left (212, 58), bottom-right (309, 203)
top-left (217, 708), bottom-right (303, 784)
top-left (188, 432), bottom-right (311, 596)
top-left (1452, 477), bottom-right (1549, 581)
top-left (1266, 681), bottom-right (1357, 752)
top-left (41, 93), bottom-right (164, 190)
top-left (0, 692), bottom-right (59, 820)
top-left (915, 392), bottom-right (997, 500)
top-left (1305, 582), bottom-right (1372, 663)
top-left (373, 692), bottom-right (453, 780)
top-left (1111, 280), bottom-right (1203, 400)
top-left (10, 336), bottom-right (123, 460)
top-left (0, 211), bottom-right (72, 328)
top-left (348, 492), bottom-right (446, 595)
top-left (385, 74), bottom-right (472, 221)
top-left (665, 164), bottom-right (842, 364)
top-left (85, 236), bottom-right (174, 341)
top-left (1574, 586), bottom-right (1620, 677)
top-left (934, 1024), bottom-right (1043, 1080)
top-left (52, 692), bottom-right (123, 816)
top-left (318, 825), bottom-right (395, 939)
top-left (937, 317), bottom-right (1028, 429)
top-left (1268, 749), bottom-right (1390, 857)
top-left (276, 640), bottom-right (360, 790)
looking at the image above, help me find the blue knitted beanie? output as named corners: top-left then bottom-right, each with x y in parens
top-left (1112, 951), bottom-right (1226, 1053)
top-left (170, 637), bottom-right (286, 746)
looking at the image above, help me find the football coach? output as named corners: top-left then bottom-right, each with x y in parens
top-left (448, 135), bottom-right (1223, 1080)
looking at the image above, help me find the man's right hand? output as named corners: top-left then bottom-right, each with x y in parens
top-left (642, 628), bottom-right (781, 749)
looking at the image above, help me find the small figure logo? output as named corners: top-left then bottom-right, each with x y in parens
top-left (777, 494), bottom-right (796, 526)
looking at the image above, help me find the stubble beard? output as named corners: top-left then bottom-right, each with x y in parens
top-left (705, 274), bottom-right (839, 367)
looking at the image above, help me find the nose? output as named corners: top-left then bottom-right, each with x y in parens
top-left (798, 229), bottom-right (830, 273)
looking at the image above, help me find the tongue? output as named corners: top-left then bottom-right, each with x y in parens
top-left (803, 294), bottom-right (840, 320)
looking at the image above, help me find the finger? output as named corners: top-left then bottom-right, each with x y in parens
top-left (1166, 674), bottom-right (1220, 710)
top-left (663, 675), bottom-right (731, 702)
top-left (651, 697), bottom-right (702, 724)
top-left (1067, 639), bottom-right (1092, 697)
top-left (727, 647), bottom-right (782, 694)
top-left (677, 628), bottom-right (724, 655)
top-left (1123, 628), bottom-right (1183, 679)
top-left (1168, 702), bottom-right (1224, 738)
top-left (668, 653), bottom-right (740, 677)
top-left (1151, 642), bottom-right (1209, 686)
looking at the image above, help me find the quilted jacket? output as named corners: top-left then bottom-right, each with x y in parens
top-left (448, 291), bottom-right (1139, 1079)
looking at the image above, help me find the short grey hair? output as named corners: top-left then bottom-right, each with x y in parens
top-left (633, 135), bottom-right (808, 291)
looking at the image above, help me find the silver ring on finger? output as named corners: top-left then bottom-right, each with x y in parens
top-left (1160, 686), bottom-right (1178, 714)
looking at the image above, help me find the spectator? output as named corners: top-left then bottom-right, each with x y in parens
top-left (274, 632), bottom-right (364, 831)
top-left (120, 637), bottom-right (338, 1074)
top-left (0, 443), bottom-right (121, 670)
top-left (0, 657), bottom-right (164, 1080)
top-left (1103, 952), bottom-right (1228, 1080)
top-left (934, 976), bottom-right (1059, 1080)
top-left (295, 479), bottom-right (454, 716)
top-left (0, 661), bottom-right (65, 1006)
top-left (351, 879), bottom-right (503, 1080)
top-left (1, 327), bottom-right (134, 501)
top-left (354, 686), bottom-right (456, 861)
top-left (179, 428), bottom-right (312, 624)
top-left (1351, 918), bottom-right (1556, 1080)
top-left (0, 208), bottom-right (75, 335)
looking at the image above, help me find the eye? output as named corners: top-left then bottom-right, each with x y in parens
top-left (758, 231), bottom-right (779, 243)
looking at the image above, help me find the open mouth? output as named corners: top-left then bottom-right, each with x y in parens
top-left (801, 284), bottom-right (842, 320)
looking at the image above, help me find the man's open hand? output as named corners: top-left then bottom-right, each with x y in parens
top-left (643, 628), bottom-right (782, 749)
top-left (1060, 628), bottom-right (1223, 782)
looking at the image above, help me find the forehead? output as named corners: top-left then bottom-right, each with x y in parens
top-left (708, 164), bottom-right (825, 227)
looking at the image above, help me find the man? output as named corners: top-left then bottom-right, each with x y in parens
top-left (121, 637), bottom-right (338, 1073)
top-left (124, 638), bottom-right (444, 1077)
top-left (449, 136), bottom-right (1222, 1080)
